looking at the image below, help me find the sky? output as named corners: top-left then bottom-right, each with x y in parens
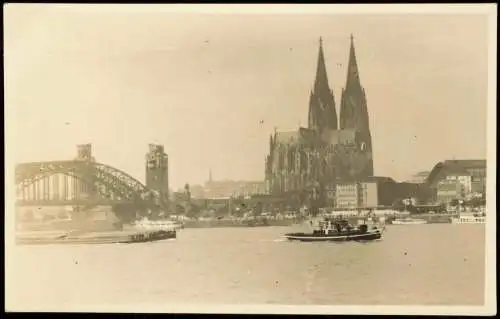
top-left (4, 5), bottom-right (492, 190)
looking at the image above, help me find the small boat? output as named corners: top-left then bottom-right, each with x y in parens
top-left (284, 218), bottom-right (383, 242)
top-left (134, 218), bottom-right (184, 231)
top-left (451, 212), bottom-right (486, 224)
top-left (391, 217), bottom-right (427, 225)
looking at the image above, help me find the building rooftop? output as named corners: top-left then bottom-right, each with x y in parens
top-left (274, 131), bottom-right (301, 145)
top-left (336, 176), bottom-right (396, 184)
top-left (427, 159), bottom-right (486, 186)
top-left (405, 171), bottom-right (431, 183)
top-left (273, 127), bottom-right (323, 146)
top-left (442, 159), bottom-right (486, 168)
top-left (321, 128), bottom-right (357, 147)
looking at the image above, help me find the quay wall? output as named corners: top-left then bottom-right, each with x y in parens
top-left (182, 218), bottom-right (299, 229)
top-left (385, 214), bottom-right (454, 224)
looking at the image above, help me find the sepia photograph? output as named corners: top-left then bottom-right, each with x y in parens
top-left (4, 3), bottom-right (497, 315)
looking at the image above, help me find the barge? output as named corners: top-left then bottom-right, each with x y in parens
top-left (15, 229), bottom-right (176, 245)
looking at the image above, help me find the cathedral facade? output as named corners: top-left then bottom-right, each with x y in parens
top-left (265, 36), bottom-right (374, 205)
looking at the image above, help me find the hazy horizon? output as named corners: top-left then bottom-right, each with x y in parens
top-left (5, 5), bottom-right (489, 189)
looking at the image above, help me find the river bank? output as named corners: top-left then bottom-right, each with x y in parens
top-left (182, 218), bottom-right (299, 228)
top-left (181, 213), bottom-right (453, 229)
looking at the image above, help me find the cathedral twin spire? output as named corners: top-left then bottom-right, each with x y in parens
top-left (339, 35), bottom-right (372, 155)
top-left (313, 37), bottom-right (330, 95)
top-left (308, 37), bottom-right (338, 133)
top-left (344, 34), bottom-right (362, 90)
top-left (308, 35), bottom-right (371, 146)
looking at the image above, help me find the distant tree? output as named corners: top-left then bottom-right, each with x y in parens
top-left (184, 183), bottom-right (191, 202)
top-left (255, 202), bottom-right (263, 215)
top-left (466, 197), bottom-right (485, 208)
top-left (112, 203), bottom-right (137, 224)
top-left (186, 203), bottom-right (200, 219)
top-left (203, 208), bottom-right (219, 219)
top-left (405, 201), bottom-right (417, 214)
top-left (232, 207), bottom-right (245, 218)
top-left (392, 199), bottom-right (405, 210)
top-left (175, 203), bottom-right (185, 214)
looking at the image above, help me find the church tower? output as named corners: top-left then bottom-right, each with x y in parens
top-left (308, 37), bottom-right (338, 134)
top-left (339, 35), bottom-right (374, 175)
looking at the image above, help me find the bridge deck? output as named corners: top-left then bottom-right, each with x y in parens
top-left (15, 158), bottom-right (168, 211)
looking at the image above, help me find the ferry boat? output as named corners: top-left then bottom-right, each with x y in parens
top-left (134, 218), bottom-right (184, 231)
top-left (283, 218), bottom-right (383, 242)
top-left (451, 212), bottom-right (486, 224)
top-left (391, 217), bottom-right (427, 225)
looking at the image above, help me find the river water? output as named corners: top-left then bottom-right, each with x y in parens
top-left (6, 223), bottom-right (485, 311)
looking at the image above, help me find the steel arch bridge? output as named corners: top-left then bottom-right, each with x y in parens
top-left (15, 160), bottom-right (167, 215)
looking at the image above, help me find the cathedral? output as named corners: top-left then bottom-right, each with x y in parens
top-left (265, 36), bottom-right (374, 205)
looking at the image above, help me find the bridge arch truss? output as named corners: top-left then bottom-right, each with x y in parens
top-left (15, 160), bottom-right (167, 210)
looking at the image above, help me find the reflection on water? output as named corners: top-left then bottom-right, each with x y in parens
top-left (6, 224), bottom-right (485, 310)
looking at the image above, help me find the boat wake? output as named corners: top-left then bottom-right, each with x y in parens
top-left (273, 238), bottom-right (288, 242)
top-left (254, 238), bottom-right (288, 243)
top-left (349, 239), bottom-right (384, 244)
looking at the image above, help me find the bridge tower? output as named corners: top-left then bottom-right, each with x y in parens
top-left (146, 144), bottom-right (169, 209)
top-left (73, 144), bottom-right (97, 213)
